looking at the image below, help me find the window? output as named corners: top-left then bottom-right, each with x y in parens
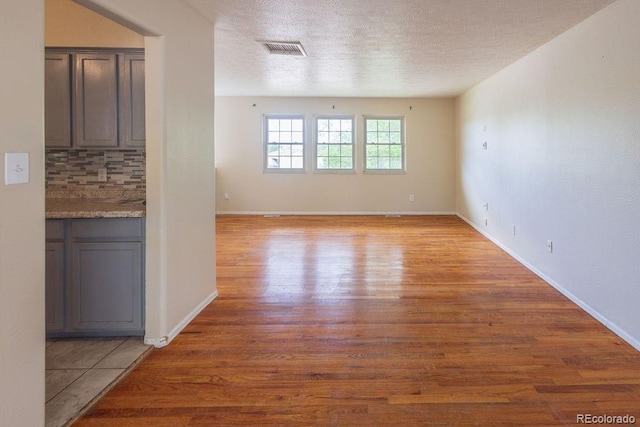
top-left (364, 116), bottom-right (405, 171)
top-left (315, 116), bottom-right (354, 171)
top-left (264, 115), bottom-right (305, 171)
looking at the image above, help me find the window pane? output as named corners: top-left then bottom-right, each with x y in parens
top-left (268, 131), bottom-right (280, 143)
top-left (279, 145), bottom-right (291, 156)
top-left (390, 157), bottom-right (402, 169)
top-left (291, 157), bottom-right (304, 168)
top-left (378, 120), bottom-right (390, 131)
top-left (317, 145), bottom-right (329, 156)
top-left (267, 157), bottom-right (279, 168)
top-left (280, 132), bottom-right (291, 143)
top-left (366, 157), bottom-right (378, 169)
top-left (389, 120), bottom-right (401, 131)
top-left (390, 131), bottom-right (401, 144)
top-left (328, 157), bottom-right (341, 168)
top-left (317, 157), bottom-right (328, 168)
top-left (341, 120), bottom-right (352, 131)
top-left (318, 131), bottom-right (329, 144)
top-left (366, 120), bottom-right (378, 131)
top-left (291, 119), bottom-right (303, 132)
top-left (378, 157), bottom-right (390, 169)
top-left (389, 145), bottom-right (402, 157)
top-left (378, 145), bottom-right (390, 156)
top-left (317, 119), bottom-right (329, 131)
top-left (268, 119), bottom-right (280, 131)
top-left (367, 131), bottom-right (378, 144)
top-left (379, 132), bottom-right (390, 144)
top-left (341, 145), bottom-right (352, 157)
top-left (341, 132), bottom-right (352, 144)
top-left (280, 120), bottom-right (292, 131)
top-left (292, 145), bottom-right (303, 156)
top-left (329, 119), bottom-right (341, 131)
top-left (328, 145), bottom-right (341, 157)
top-left (329, 132), bottom-right (340, 144)
top-left (280, 157), bottom-right (291, 168)
top-left (292, 131), bottom-right (304, 143)
top-left (366, 145), bottom-right (378, 157)
top-left (268, 144), bottom-right (279, 154)
top-left (341, 158), bottom-right (353, 169)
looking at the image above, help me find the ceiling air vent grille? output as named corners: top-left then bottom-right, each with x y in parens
top-left (260, 41), bottom-right (307, 57)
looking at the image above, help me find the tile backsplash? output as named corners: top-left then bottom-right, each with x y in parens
top-left (46, 149), bottom-right (145, 191)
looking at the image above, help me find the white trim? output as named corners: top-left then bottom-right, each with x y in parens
top-left (216, 211), bottom-right (456, 216)
top-left (144, 289), bottom-right (219, 348)
top-left (456, 213), bottom-right (640, 353)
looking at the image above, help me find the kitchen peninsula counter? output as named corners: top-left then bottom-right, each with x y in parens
top-left (45, 190), bottom-right (145, 219)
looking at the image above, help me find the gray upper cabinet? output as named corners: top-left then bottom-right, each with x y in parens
top-left (45, 53), bottom-right (72, 148)
top-left (119, 53), bottom-right (146, 148)
top-left (74, 52), bottom-right (119, 148)
top-left (44, 48), bottom-right (145, 149)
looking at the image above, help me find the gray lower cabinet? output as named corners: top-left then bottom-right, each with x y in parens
top-left (45, 242), bottom-right (65, 332)
top-left (45, 218), bottom-right (145, 337)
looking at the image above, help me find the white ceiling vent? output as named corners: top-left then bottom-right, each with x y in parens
top-left (260, 41), bottom-right (307, 57)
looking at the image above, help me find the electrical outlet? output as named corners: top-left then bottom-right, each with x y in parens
top-left (484, 218), bottom-right (488, 227)
top-left (547, 240), bottom-right (553, 253)
top-left (409, 194), bottom-right (415, 202)
top-left (483, 202), bottom-right (489, 211)
top-left (512, 224), bottom-right (516, 236)
top-left (98, 168), bottom-right (107, 182)
top-left (224, 192), bottom-right (230, 200)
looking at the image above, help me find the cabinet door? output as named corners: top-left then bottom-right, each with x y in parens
top-left (70, 242), bottom-right (143, 332)
top-left (74, 53), bottom-right (119, 148)
top-left (119, 54), bottom-right (146, 148)
top-left (45, 53), bottom-right (72, 147)
top-left (45, 242), bottom-right (65, 332)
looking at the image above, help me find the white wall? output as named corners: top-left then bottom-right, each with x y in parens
top-left (456, 0), bottom-right (640, 349)
top-left (216, 97), bottom-right (455, 214)
top-left (0, 2), bottom-right (45, 426)
top-left (78, 0), bottom-right (217, 346)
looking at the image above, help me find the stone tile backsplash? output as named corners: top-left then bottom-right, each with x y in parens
top-left (46, 149), bottom-right (145, 191)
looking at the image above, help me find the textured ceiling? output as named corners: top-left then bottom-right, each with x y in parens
top-left (185, 0), bottom-right (616, 97)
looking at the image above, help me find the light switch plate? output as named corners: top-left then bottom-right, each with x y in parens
top-left (5, 152), bottom-right (29, 185)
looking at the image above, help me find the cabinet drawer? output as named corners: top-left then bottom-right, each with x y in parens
top-left (71, 218), bottom-right (143, 239)
top-left (46, 220), bottom-right (65, 241)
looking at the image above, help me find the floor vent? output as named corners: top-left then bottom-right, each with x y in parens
top-left (260, 41), bottom-right (307, 57)
top-left (263, 214), bottom-right (281, 218)
top-left (385, 214), bottom-right (402, 218)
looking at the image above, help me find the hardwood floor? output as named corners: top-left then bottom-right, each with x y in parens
top-left (75, 215), bottom-right (640, 426)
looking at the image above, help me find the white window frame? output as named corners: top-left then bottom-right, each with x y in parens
top-left (263, 114), bottom-right (306, 173)
top-left (314, 115), bottom-right (356, 173)
top-left (363, 115), bottom-right (405, 173)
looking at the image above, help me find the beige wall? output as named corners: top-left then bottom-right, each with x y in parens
top-left (215, 97), bottom-right (456, 214)
top-left (0, 2), bottom-right (46, 426)
top-left (456, 0), bottom-right (640, 349)
top-left (46, 0), bottom-right (143, 47)
top-left (77, 0), bottom-right (217, 345)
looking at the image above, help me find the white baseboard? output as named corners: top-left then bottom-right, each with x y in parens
top-left (144, 289), bottom-right (219, 348)
top-left (216, 211), bottom-right (457, 216)
top-left (456, 213), bottom-right (640, 352)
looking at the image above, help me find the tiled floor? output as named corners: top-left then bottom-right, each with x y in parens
top-left (45, 337), bottom-right (150, 427)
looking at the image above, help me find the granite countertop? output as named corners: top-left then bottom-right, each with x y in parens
top-left (46, 189), bottom-right (146, 219)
